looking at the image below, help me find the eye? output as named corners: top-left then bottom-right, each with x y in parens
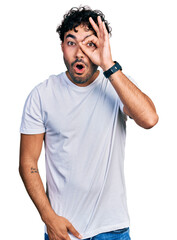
top-left (67, 41), bottom-right (76, 46)
top-left (87, 42), bottom-right (96, 47)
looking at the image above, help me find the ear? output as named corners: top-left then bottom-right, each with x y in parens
top-left (61, 42), bottom-right (64, 52)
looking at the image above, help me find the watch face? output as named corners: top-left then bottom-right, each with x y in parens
top-left (103, 62), bottom-right (122, 78)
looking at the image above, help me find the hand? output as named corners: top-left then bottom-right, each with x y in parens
top-left (79, 16), bottom-right (114, 71)
top-left (46, 214), bottom-right (82, 240)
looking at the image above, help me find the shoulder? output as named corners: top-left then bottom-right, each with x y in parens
top-left (36, 73), bottom-right (63, 91)
top-left (28, 72), bottom-right (66, 98)
top-left (23, 73), bottom-right (64, 105)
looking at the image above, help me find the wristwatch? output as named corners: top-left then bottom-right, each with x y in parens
top-left (103, 61), bottom-right (122, 78)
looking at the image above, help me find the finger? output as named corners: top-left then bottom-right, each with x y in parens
top-left (67, 223), bottom-right (83, 239)
top-left (89, 17), bottom-right (100, 37)
top-left (102, 22), bottom-right (109, 42)
top-left (66, 236), bottom-right (72, 240)
top-left (97, 16), bottom-right (104, 38)
top-left (61, 232), bottom-right (72, 240)
top-left (79, 42), bottom-right (92, 58)
top-left (82, 35), bottom-right (99, 46)
top-left (79, 35), bottom-right (98, 58)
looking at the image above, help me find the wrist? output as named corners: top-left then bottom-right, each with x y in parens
top-left (102, 60), bottom-right (114, 72)
top-left (40, 205), bottom-right (57, 224)
top-left (103, 61), bottom-right (122, 79)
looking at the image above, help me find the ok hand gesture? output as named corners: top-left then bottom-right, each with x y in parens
top-left (79, 16), bottom-right (114, 71)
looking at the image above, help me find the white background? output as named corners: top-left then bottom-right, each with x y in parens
top-left (0, 0), bottom-right (176, 239)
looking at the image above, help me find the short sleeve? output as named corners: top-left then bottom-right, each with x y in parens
top-left (20, 87), bottom-right (45, 134)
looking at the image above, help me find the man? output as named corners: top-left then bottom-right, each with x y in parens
top-left (19, 6), bottom-right (158, 240)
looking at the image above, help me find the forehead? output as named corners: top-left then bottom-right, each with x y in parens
top-left (64, 25), bottom-right (95, 42)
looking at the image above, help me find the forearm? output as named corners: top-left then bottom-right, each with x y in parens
top-left (19, 160), bottom-right (56, 223)
top-left (103, 63), bottom-right (158, 128)
top-left (80, 16), bottom-right (158, 128)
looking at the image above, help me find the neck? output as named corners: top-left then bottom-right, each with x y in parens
top-left (66, 70), bottom-right (100, 87)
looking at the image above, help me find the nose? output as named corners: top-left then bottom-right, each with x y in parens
top-left (75, 45), bottom-right (84, 58)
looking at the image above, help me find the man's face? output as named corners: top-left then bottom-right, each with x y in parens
top-left (61, 25), bottom-right (98, 86)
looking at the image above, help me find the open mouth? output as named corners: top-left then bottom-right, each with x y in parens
top-left (76, 64), bottom-right (84, 70)
top-left (74, 63), bottom-right (86, 73)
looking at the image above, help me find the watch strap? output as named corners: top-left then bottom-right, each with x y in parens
top-left (103, 61), bottom-right (122, 78)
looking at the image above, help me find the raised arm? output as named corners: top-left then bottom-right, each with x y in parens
top-left (79, 16), bottom-right (159, 129)
top-left (19, 133), bottom-right (82, 240)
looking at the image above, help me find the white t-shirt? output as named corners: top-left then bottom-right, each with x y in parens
top-left (20, 70), bottom-right (133, 240)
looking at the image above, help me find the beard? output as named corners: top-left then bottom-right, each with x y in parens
top-left (63, 57), bottom-right (98, 84)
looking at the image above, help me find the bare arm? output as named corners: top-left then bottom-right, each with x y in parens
top-left (19, 133), bottom-right (53, 220)
top-left (79, 16), bottom-right (159, 129)
top-left (19, 133), bottom-right (82, 240)
top-left (107, 69), bottom-right (159, 129)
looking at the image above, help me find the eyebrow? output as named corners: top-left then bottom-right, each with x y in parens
top-left (65, 34), bottom-right (76, 39)
top-left (65, 34), bottom-right (93, 41)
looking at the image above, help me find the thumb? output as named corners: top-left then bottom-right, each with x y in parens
top-left (67, 222), bottom-right (83, 239)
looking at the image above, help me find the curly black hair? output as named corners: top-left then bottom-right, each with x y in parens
top-left (56, 6), bottom-right (112, 42)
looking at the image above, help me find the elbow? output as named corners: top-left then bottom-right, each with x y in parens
top-left (143, 113), bottom-right (159, 129)
top-left (19, 164), bottom-right (23, 178)
top-left (19, 161), bottom-right (25, 179)
top-left (19, 164), bottom-right (26, 182)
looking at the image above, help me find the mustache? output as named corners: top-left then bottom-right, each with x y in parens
top-left (71, 59), bottom-right (88, 67)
